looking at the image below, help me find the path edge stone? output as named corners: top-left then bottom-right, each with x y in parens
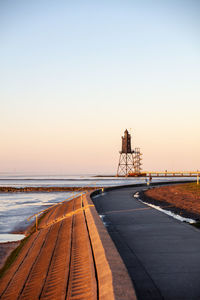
top-left (84, 193), bottom-right (137, 300)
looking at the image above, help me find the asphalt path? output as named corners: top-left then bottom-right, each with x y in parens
top-left (92, 185), bottom-right (200, 300)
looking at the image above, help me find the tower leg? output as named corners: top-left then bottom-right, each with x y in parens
top-left (117, 153), bottom-right (135, 176)
top-left (117, 154), bottom-right (122, 176)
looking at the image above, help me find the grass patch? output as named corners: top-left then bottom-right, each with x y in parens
top-left (0, 235), bottom-right (30, 279)
top-left (176, 182), bottom-right (200, 195)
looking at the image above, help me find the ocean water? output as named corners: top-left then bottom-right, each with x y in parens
top-left (0, 173), bottom-right (147, 188)
top-left (0, 173), bottom-right (194, 242)
top-left (0, 172), bottom-right (194, 188)
top-left (0, 192), bottom-right (76, 240)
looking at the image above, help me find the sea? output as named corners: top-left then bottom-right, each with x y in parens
top-left (0, 172), bottom-right (194, 242)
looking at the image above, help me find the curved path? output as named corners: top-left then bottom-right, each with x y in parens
top-left (92, 185), bottom-right (200, 300)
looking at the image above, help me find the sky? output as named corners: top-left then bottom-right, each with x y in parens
top-left (1, 0), bottom-right (200, 174)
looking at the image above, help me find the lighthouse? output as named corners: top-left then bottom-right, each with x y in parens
top-left (117, 129), bottom-right (142, 176)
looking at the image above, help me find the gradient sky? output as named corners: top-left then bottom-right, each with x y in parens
top-left (1, 0), bottom-right (200, 174)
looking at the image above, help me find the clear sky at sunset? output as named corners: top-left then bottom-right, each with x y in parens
top-left (1, 0), bottom-right (200, 174)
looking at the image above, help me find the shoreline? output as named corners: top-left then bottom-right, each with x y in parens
top-left (0, 212), bottom-right (42, 271)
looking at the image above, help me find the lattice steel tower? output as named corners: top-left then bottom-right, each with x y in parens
top-left (117, 129), bottom-right (135, 176)
top-left (134, 147), bottom-right (143, 173)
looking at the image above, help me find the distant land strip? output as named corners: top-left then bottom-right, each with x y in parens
top-left (0, 186), bottom-right (97, 193)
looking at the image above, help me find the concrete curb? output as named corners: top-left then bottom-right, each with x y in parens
top-left (83, 193), bottom-right (137, 300)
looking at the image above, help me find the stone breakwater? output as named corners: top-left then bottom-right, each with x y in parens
top-left (0, 192), bottom-right (136, 300)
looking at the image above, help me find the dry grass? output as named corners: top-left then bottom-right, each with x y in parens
top-left (145, 182), bottom-right (200, 216)
top-left (175, 182), bottom-right (200, 195)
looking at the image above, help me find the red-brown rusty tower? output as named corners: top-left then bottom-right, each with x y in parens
top-left (117, 129), bottom-right (135, 176)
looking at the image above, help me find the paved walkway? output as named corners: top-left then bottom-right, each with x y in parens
top-left (92, 186), bottom-right (200, 300)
